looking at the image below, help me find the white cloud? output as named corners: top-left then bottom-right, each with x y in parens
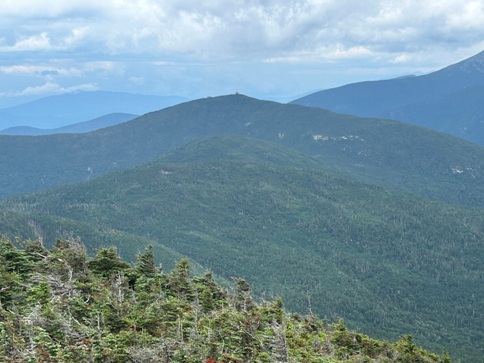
top-left (10, 32), bottom-right (51, 51)
top-left (0, 0), bottom-right (483, 101)
top-left (1, 0), bottom-right (483, 61)
top-left (64, 27), bottom-right (90, 46)
top-left (390, 54), bottom-right (411, 64)
top-left (0, 65), bottom-right (43, 74)
top-left (0, 82), bottom-right (98, 97)
top-left (0, 61), bottom-right (121, 78)
top-left (83, 61), bottom-right (124, 75)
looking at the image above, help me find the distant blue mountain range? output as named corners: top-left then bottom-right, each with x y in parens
top-left (0, 113), bottom-right (138, 136)
top-left (292, 50), bottom-right (484, 146)
top-left (0, 91), bottom-right (188, 130)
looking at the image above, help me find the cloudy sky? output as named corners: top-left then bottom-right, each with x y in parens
top-left (1, 0), bottom-right (484, 107)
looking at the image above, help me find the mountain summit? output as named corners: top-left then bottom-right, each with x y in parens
top-left (292, 50), bottom-right (484, 146)
top-left (0, 94), bottom-right (483, 207)
top-left (446, 49), bottom-right (484, 74)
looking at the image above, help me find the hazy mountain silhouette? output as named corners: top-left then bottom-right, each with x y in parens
top-left (0, 113), bottom-right (138, 135)
top-left (292, 50), bottom-right (484, 146)
top-left (0, 91), bottom-right (188, 129)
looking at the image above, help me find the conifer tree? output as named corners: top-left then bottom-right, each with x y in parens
top-left (0, 237), bottom-right (454, 362)
top-left (134, 245), bottom-right (156, 276)
top-left (88, 246), bottom-right (130, 278)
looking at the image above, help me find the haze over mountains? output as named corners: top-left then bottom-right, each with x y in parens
top-left (0, 52), bottom-right (483, 361)
top-left (0, 113), bottom-right (138, 136)
top-left (292, 50), bottom-right (484, 146)
top-left (0, 91), bottom-right (188, 131)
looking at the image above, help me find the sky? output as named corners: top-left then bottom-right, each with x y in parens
top-left (1, 0), bottom-right (484, 107)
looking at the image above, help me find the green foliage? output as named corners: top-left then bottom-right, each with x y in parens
top-left (0, 96), bottom-right (483, 361)
top-left (0, 237), bottom-right (35, 274)
top-left (88, 247), bottom-right (131, 278)
top-left (0, 237), bottom-right (36, 308)
top-left (165, 258), bottom-right (195, 301)
top-left (134, 244), bottom-right (156, 276)
top-left (1, 136), bottom-right (483, 360)
top-left (192, 272), bottom-right (227, 312)
top-left (0, 236), bottom-right (450, 362)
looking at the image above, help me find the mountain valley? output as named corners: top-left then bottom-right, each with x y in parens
top-left (1, 135), bottom-right (483, 361)
top-left (1, 54), bottom-right (484, 361)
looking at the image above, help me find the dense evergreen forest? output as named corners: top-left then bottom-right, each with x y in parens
top-left (1, 136), bottom-right (483, 361)
top-left (1, 98), bottom-right (482, 362)
top-left (0, 236), bottom-right (451, 363)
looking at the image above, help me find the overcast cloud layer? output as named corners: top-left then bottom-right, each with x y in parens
top-left (1, 0), bottom-right (484, 106)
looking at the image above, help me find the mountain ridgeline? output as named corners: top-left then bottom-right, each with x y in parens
top-left (292, 50), bottom-right (484, 146)
top-left (1, 89), bottom-right (483, 361)
top-left (2, 136), bottom-right (483, 361)
top-left (0, 95), bottom-right (483, 209)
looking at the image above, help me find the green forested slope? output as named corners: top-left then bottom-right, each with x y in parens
top-left (2, 137), bottom-right (482, 361)
top-left (0, 236), bottom-right (449, 362)
top-left (0, 95), bottom-right (483, 208)
top-left (0, 208), bottom-right (197, 275)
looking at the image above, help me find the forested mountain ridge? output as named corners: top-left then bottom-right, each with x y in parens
top-left (0, 236), bottom-right (450, 362)
top-left (1, 93), bottom-right (483, 361)
top-left (291, 50), bottom-right (484, 146)
top-left (2, 136), bottom-right (483, 361)
top-left (0, 95), bottom-right (483, 208)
